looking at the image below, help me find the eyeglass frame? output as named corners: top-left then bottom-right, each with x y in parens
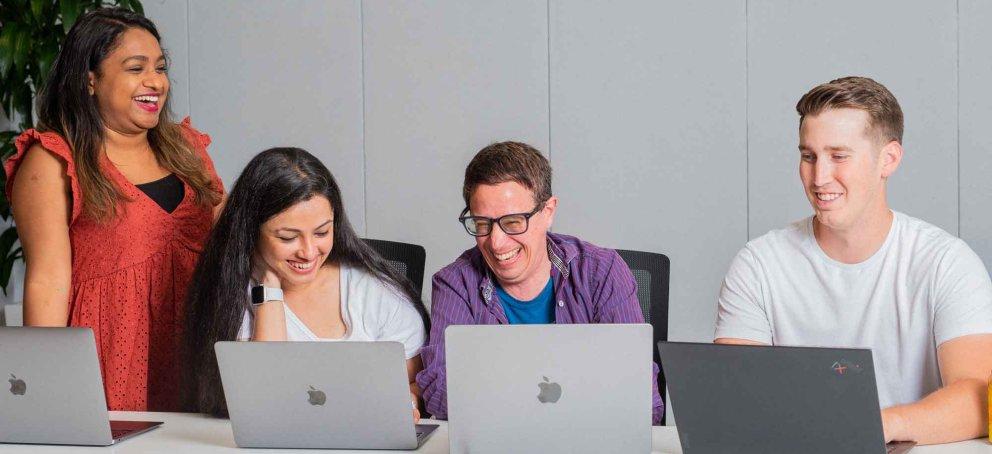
top-left (457, 201), bottom-right (548, 237)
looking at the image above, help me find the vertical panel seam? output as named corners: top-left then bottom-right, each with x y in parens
top-left (745, 0), bottom-right (750, 241)
top-left (361, 0), bottom-right (368, 237)
top-left (956, 0), bottom-right (961, 238)
top-left (185, 0), bottom-right (192, 118)
top-left (547, 0), bottom-right (552, 162)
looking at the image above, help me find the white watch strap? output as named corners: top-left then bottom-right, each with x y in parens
top-left (261, 286), bottom-right (283, 302)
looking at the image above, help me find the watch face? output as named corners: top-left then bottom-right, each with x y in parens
top-left (251, 286), bottom-right (283, 305)
top-left (251, 286), bottom-right (265, 305)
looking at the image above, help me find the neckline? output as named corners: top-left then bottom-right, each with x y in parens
top-left (496, 276), bottom-right (553, 305)
top-left (100, 151), bottom-right (192, 217)
top-left (805, 211), bottom-right (899, 270)
top-left (282, 265), bottom-right (351, 341)
top-left (134, 172), bottom-right (179, 188)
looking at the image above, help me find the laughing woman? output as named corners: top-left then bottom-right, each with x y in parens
top-left (4, 9), bottom-right (224, 410)
top-left (184, 147), bottom-right (429, 418)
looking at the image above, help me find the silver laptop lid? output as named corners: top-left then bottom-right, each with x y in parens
top-left (446, 324), bottom-right (653, 454)
top-left (0, 327), bottom-right (113, 446)
top-left (658, 342), bottom-right (899, 454)
top-left (215, 341), bottom-right (419, 449)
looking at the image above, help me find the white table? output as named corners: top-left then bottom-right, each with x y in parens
top-left (0, 412), bottom-right (988, 453)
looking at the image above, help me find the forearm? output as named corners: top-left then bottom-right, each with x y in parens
top-left (22, 278), bottom-right (70, 326)
top-left (250, 301), bottom-right (287, 341)
top-left (883, 378), bottom-right (988, 444)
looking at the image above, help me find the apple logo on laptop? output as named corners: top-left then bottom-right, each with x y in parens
top-left (537, 376), bottom-right (561, 403)
top-left (8, 374), bottom-right (26, 396)
top-left (307, 385), bottom-right (326, 406)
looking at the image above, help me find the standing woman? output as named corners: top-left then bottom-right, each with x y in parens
top-left (4, 8), bottom-right (224, 411)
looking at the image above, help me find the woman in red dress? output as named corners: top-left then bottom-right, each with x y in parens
top-left (4, 8), bottom-right (224, 411)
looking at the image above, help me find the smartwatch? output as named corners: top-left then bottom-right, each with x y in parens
top-left (251, 285), bottom-right (284, 305)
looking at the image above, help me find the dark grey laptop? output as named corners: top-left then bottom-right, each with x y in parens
top-left (0, 327), bottom-right (162, 446)
top-left (215, 341), bottom-right (438, 449)
top-left (658, 342), bottom-right (915, 454)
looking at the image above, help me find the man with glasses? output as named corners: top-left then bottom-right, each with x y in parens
top-left (415, 141), bottom-right (664, 424)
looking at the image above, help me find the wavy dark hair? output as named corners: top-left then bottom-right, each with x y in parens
top-left (183, 147), bottom-right (430, 416)
top-left (36, 7), bottom-right (220, 221)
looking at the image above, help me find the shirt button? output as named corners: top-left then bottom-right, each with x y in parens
top-left (557, 300), bottom-right (564, 307)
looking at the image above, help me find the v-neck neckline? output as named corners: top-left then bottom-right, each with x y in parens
top-left (283, 265), bottom-right (350, 340)
top-left (100, 151), bottom-right (192, 217)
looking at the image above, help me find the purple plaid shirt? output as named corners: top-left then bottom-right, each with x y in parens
top-left (416, 232), bottom-right (665, 424)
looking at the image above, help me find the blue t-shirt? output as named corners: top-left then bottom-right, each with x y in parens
top-left (495, 277), bottom-right (555, 324)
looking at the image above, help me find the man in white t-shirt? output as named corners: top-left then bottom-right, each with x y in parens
top-left (715, 76), bottom-right (992, 445)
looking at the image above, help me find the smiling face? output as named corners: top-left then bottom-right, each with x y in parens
top-left (256, 196), bottom-right (335, 289)
top-left (469, 181), bottom-right (556, 293)
top-left (89, 27), bottom-right (169, 134)
top-left (799, 108), bottom-right (901, 232)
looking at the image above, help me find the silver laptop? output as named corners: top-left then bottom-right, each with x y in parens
top-left (215, 341), bottom-right (438, 449)
top-left (0, 327), bottom-right (162, 446)
top-left (658, 342), bottom-right (916, 454)
top-left (446, 324), bottom-right (653, 454)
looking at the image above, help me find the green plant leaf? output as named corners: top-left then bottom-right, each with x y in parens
top-left (0, 22), bottom-right (14, 77)
top-left (10, 24), bottom-right (30, 71)
top-left (11, 80), bottom-right (33, 130)
top-left (0, 229), bottom-right (20, 293)
top-left (60, 0), bottom-right (83, 34)
top-left (0, 243), bottom-right (18, 296)
top-left (0, 226), bottom-right (20, 260)
top-left (129, 0), bottom-right (144, 16)
top-left (35, 41), bottom-right (58, 87)
top-left (30, 0), bottom-right (47, 22)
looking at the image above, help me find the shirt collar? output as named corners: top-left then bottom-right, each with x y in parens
top-left (480, 233), bottom-right (573, 306)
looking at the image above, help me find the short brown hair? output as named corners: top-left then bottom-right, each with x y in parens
top-left (796, 76), bottom-right (904, 144)
top-left (462, 141), bottom-right (552, 206)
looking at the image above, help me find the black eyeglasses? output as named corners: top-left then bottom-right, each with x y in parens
top-left (458, 202), bottom-right (546, 237)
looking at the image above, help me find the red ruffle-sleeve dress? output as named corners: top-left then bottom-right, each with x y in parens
top-left (4, 118), bottom-right (224, 411)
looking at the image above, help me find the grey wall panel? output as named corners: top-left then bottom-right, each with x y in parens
top-left (747, 0), bottom-right (958, 239)
top-left (188, 0), bottom-right (366, 232)
top-left (549, 0), bottom-right (747, 343)
top-left (144, 0), bottom-right (190, 120)
top-left (363, 0), bottom-right (550, 304)
top-left (960, 0), bottom-right (992, 269)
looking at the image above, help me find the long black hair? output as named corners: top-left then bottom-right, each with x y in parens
top-left (183, 147), bottom-right (430, 416)
top-left (36, 7), bottom-right (220, 222)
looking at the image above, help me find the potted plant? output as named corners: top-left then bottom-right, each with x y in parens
top-left (0, 0), bottom-right (144, 302)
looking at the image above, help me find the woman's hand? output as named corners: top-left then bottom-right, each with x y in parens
top-left (251, 252), bottom-right (281, 289)
top-left (250, 253), bottom-right (287, 341)
top-left (411, 393), bottom-right (421, 423)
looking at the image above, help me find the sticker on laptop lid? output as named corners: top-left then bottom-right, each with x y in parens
top-left (831, 360), bottom-right (863, 375)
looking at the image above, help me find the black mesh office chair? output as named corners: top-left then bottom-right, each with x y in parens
top-left (362, 238), bottom-right (427, 297)
top-left (616, 248), bottom-right (670, 425)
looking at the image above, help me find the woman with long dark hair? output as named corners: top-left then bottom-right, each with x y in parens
top-left (185, 147), bottom-right (430, 419)
top-left (4, 8), bottom-right (223, 411)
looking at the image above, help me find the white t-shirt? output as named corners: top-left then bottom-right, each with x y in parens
top-left (238, 265), bottom-right (426, 359)
top-left (715, 211), bottom-right (992, 408)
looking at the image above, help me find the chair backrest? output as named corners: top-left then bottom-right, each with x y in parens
top-left (362, 238), bottom-right (427, 298)
top-left (615, 248), bottom-right (670, 424)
